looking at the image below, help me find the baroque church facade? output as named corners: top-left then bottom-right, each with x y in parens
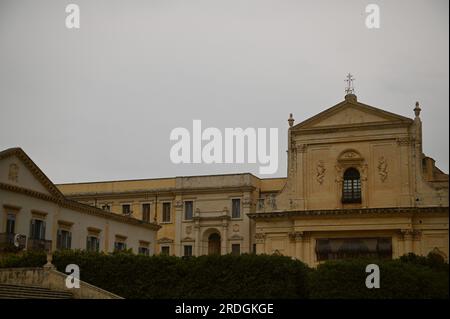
top-left (55, 93), bottom-right (449, 266)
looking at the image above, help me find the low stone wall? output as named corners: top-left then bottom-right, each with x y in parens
top-left (0, 267), bottom-right (122, 299)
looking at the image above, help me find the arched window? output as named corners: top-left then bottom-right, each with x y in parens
top-left (342, 168), bottom-right (361, 203)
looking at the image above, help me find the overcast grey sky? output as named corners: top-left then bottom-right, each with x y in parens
top-left (0, 0), bottom-right (448, 183)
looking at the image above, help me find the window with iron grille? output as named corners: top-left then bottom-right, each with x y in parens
top-left (342, 168), bottom-right (361, 203)
top-left (316, 237), bottom-right (392, 261)
top-left (122, 204), bottom-right (131, 215)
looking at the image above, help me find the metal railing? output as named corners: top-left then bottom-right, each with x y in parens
top-left (27, 238), bottom-right (52, 252)
top-left (0, 233), bottom-right (27, 251)
top-left (0, 233), bottom-right (14, 250)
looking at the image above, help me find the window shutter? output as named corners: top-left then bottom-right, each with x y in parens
top-left (68, 232), bottom-right (72, 249)
top-left (30, 220), bottom-right (35, 239)
top-left (96, 238), bottom-right (100, 252)
top-left (41, 221), bottom-right (46, 240)
top-left (57, 229), bottom-right (62, 249)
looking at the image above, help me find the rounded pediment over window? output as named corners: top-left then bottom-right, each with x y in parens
top-left (338, 149), bottom-right (364, 163)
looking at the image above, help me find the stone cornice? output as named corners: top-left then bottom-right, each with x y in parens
top-left (64, 185), bottom-right (256, 200)
top-left (293, 121), bottom-right (411, 135)
top-left (247, 206), bottom-right (448, 220)
top-left (0, 148), bottom-right (65, 199)
top-left (0, 182), bottom-right (161, 231)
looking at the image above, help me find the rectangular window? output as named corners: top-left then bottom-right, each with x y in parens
top-left (86, 236), bottom-right (100, 252)
top-left (142, 203), bottom-right (151, 222)
top-left (6, 213), bottom-right (16, 234)
top-left (232, 199), bottom-right (241, 218)
top-left (114, 241), bottom-right (127, 252)
top-left (231, 244), bottom-right (241, 255)
top-left (30, 219), bottom-right (45, 240)
top-left (162, 203), bottom-right (171, 223)
top-left (161, 246), bottom-right (170, 255)
top-left (253, 244), bottom-right (257, 254)
top-left (57, 229), bottom-right (72, 250)
top-left (316, 237), bottom-right (392, 261)
top-left (184, 245), bottom-right (193, 257)
top-left (101, 204), bottom-right (111, 211)
top-left (184, 201), bottom-right (193, 220)
top-left (138, 246), bottom-right (150, 256)
top-left (122, 204), bottom-right (131, 215)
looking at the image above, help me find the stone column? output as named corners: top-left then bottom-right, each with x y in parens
top-left (297, 144), bottom-right (307, 210)
top-left (220, 218), bottom-right (228, 255)
top-left (302, 235), bottom-right (312, 266)
top-left (397, 137), bottom-right (413, 206)
top-left (174, 199), bottom-right (183, 256)
top-left (193, 223), bottom-right (200, 257)
top-left (242, 194), bottom-right (252, 254)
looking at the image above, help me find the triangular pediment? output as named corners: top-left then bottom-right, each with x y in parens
top-left (293, 97), bottom-right (412, 130)
top-left (0, 148), bottom-right (63, 199)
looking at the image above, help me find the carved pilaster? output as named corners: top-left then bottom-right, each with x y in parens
top-left (399, 229), bottom-right (414, 240)
top-left (335, 164), bottom-right (343, 183)
top-left (289, 231), bottom-right (304, 242)
top-left (255, 233), bottom-right (266, 244)
top-left (175, 200), bottom-right (183, 209)
top-left (297, 144), bottom-right (307, 153)
top-left (242, 197), bottom-right (252, 209)
top-left (412, 230), bottom-right (422, 241)
top-left (396, 137), bottom-right (411, 146)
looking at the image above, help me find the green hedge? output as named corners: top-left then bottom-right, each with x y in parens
top-left (0, 251), bottom-right (447, 299)
top-left (0, 251), bottom-right (310, 299)
top-left (308, 255), bottom-right (449, 299)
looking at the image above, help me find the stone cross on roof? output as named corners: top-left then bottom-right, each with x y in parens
top-left (345, 73), bottom-right (355, 95)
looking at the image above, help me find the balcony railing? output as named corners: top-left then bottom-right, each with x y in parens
top-left (0, 233), bottom-right (26, 252)
top-left (27, 238), bottom-right (52, 252)
top-left (0, 233), bottom-right (14, 251)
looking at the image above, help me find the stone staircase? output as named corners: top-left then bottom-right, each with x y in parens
top-left (0, 283), bottom-right (73, 299)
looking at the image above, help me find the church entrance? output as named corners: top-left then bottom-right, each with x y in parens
top-left (208, 233), bottom-right (221, 255)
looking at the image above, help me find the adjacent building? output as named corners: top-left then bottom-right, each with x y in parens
top-left (0, 148), bottom-right (160, 255)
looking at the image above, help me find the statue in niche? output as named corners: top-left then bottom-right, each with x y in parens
top-left (316, 161), bottom-right (326, 184)
top-left (378, 156), bottom-right (388, 182)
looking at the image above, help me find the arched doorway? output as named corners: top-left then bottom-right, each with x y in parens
top-left (208, 233), bottom-right (221, 255)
